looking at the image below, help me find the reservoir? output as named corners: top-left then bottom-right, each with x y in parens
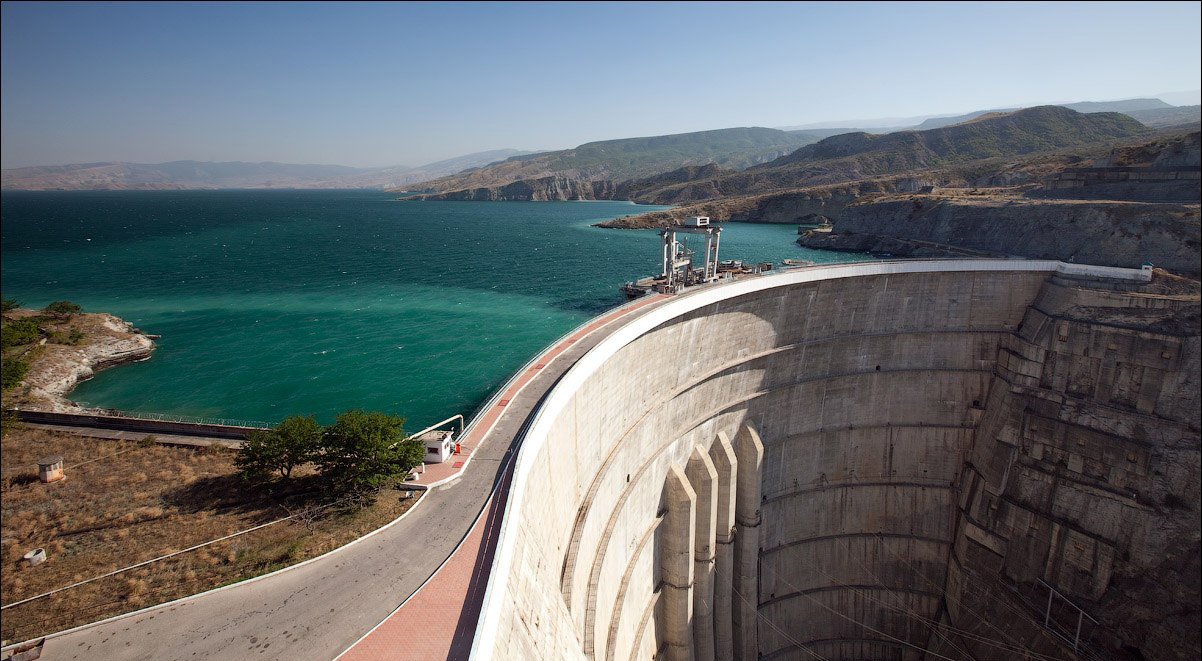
top-left (0, 190), bottom-right (870, 428)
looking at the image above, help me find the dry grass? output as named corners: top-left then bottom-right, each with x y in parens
top-left (0, 427), bottom-right (418, 643)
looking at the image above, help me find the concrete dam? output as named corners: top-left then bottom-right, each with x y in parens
top-left (469, 261), bottom-right (1200, 661)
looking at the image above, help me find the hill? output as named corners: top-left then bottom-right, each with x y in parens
top-left (0, 149), bottom-right (536, 191)
top-left (771, 106), bottom-right (1146, 167)
top-left (609, 106), bottom-right (1149, 205)
top-left (0, 161), bottom-right (367, 190)
top-left (400, 127), bottom-right (822, 196)
top-left (1122, 105), bottom-right (1202, 129)
top-left (912, 98), bottom-right (1172, 131)
top-left (411, 107), bottom-right (1149, 204)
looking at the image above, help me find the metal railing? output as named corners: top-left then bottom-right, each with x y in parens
top-left (50, 407), bottom-right (273, 430)
top-left (457, 293), bottom-right (663, 442)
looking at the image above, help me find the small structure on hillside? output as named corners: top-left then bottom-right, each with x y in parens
top-left (418, 430), bottom-right (456, 463)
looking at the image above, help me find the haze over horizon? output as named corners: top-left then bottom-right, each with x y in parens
top-left (2, 1), bottom-right (1200, 170)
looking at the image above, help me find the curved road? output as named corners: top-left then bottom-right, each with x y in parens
top-left (27, 294), bottom-right (666, 661)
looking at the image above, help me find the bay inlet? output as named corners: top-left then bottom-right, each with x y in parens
top-left (0, 190), bottom-right (870, 428)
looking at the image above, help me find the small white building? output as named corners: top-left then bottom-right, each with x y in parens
top-left (418, 430), bottom-right (456, 463)
top-left (682, 215), bottom-right (710, 227)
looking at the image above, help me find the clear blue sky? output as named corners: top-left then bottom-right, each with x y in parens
top-left (2, 1), bottom-right (1199, 168)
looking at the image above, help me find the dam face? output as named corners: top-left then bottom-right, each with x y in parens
top-left (472, 262), bottom-right (1200, 661)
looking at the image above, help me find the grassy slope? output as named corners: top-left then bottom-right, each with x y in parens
top-left (0, 429), bottom-right (417, 642)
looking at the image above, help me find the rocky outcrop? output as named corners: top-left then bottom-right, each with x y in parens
top-left (405, 175), bottom-right (611, 201)
top-left (10, 312), bottom-right (156, 412)
top-left (798, 194), bottom-right (1201, 275)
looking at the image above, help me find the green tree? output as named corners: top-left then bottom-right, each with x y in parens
top-left (316, 410), bottom-right (422, 492)
top-left (43, 301), bottom-right (82, 319)
top-left (1, 297), bottom-right (18, 314)
top-left (1, 318), bottom-right (41, 349)
top-left (236, 415), bottom-right (323, 480)
top-left (1, 356), bottom-right (30, 392)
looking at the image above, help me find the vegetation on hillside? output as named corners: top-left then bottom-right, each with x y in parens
top-left (764, 106), bottom-right (1146, 169)
top-left (2, 300), bottom-right (93, 398)
top-left (43, 300), bottom-right (83, 319)
top-left (2, 299), bottom-right (37, 396)
top-left (407, 126), bottom-right (824, 193)
top-left (412, 106), bottom-right (1154, 205)
top-left (237, 415), bottom-right (325, 480)
top-left (541, 127), bottom-right (822, 180)
top-left (237, 411), bottom-right (425, 494)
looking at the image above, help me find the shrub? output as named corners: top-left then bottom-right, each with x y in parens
top-left (1, 318), bottom-right (41, 349)
top-left (43, 301), bottom-right (83, 319)
top-left (1, 356), bottom-right (30, 391)
top-left (316, 410), bottom-right (422, 493)
top-left (1, 297), bottom-right (18, 313)
top-left (49, 328), bottom-right (86, 345)
top-left (0, 409), bottom-right (18, 436)
top-left (236, 415), bottom-right (323, 480)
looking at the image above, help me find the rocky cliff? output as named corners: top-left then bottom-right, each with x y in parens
top-left (798, 194), bottom-right (1201, 274)
top-left (406, 175), bottom-right (614, 201)
top-left (939, 272), bottom-right (1201, 661)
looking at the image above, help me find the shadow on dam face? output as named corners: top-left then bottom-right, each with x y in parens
top-left (472, 262), bottom-right (1201, 661)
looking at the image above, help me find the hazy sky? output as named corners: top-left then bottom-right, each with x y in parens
top-left (2, 1), bottom-right (1200, 169)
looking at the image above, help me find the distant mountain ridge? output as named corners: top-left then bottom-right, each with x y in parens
top-left (910, 98), bottom-right (1172, 131)
top-left (0, 149), bottom-right (537, 191)
top-left (411, 106), bottom-right (1149, 204)
top-left (401, 127), bottom-right (827, 195)
top-left (770, 106), bottom-right (1146, 168)
top-left (777, 97), bottom-right (1180, 134)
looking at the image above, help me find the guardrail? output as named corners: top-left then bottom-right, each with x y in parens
top-left (14, 410), bottom-right (270, 440)
top-left (457, 293), bottom-right (665, 443)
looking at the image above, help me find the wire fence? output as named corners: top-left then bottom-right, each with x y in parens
top-left (70, 407), bottom-right (274, 429)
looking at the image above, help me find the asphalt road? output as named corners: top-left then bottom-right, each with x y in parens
top-left (25, 295), bottom-right (665, 661)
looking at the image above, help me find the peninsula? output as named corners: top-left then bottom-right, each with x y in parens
top-left (1, 304), bottom-right (156, 413)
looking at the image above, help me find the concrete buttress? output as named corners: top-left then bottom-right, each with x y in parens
top-left (733, 423), bottom-right (764, 661)
top-left (686, 446), bottom-right (719, 661)
top-left (661, 464), bottom-right (696, 661)
top-left (709, 432), bottom-right (738, 661)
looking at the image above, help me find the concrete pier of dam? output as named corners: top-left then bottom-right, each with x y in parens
top-left (471, 260), bottom-right (1200, 661)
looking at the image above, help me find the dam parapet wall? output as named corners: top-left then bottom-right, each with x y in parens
top-left (468, 260), bottom-right (1197, 661)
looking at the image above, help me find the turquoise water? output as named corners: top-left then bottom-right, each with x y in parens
top-left (1, 190), bottom-right (870, 428)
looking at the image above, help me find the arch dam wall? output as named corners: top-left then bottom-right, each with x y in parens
top-left (470, 261), bottom-right (1200, 661)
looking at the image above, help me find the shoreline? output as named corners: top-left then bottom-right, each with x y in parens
top-left (7, 310), bottom-right (157, 413)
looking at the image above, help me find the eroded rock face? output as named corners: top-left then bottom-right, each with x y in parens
top-left (947, 274), bottom-right (1201, 661)
top-left (798, 195), bottom-right (1201, 275)
top-left (405, 175), bottom-right (605, 201)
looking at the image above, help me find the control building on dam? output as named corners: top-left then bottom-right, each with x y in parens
top-left (468, 260), bottom-right (1200, 661)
